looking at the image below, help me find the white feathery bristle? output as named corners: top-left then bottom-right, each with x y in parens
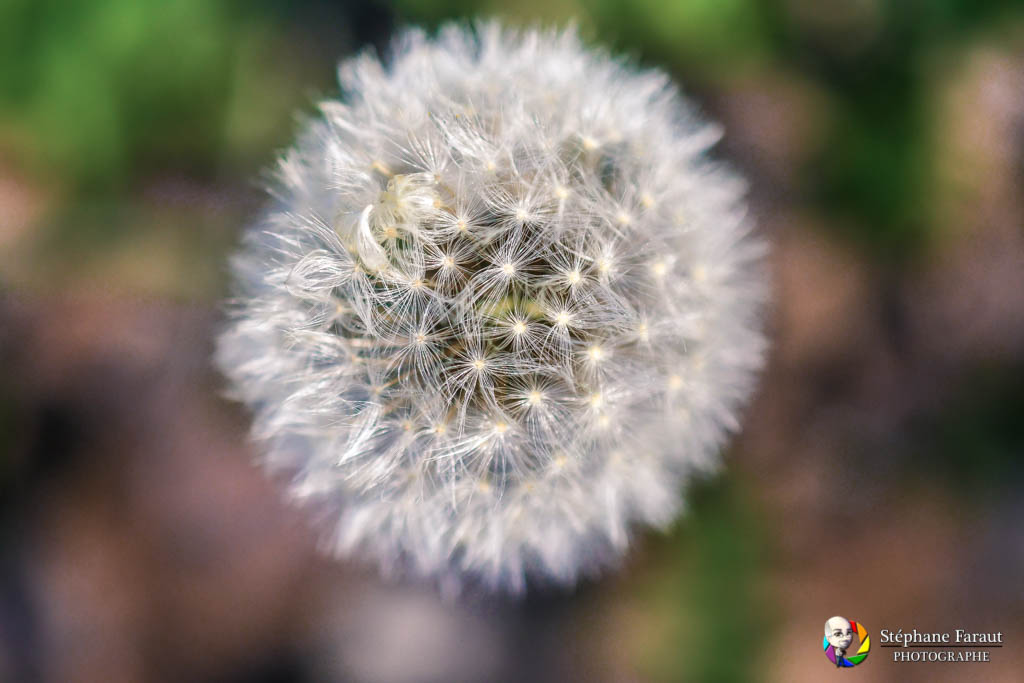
top-left (216, 21), bottom-right (768, 593)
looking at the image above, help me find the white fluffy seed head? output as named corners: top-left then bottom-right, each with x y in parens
top-left (216, 22), bottom-right (768, 594)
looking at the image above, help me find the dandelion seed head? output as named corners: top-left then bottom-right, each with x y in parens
top-left (216, 22), bottom-right (768, 594)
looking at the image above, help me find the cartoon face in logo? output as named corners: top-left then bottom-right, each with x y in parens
top-left (826, 616), bottom-right (854, 654)
top-left (822, 617), bottom-right (871, 668)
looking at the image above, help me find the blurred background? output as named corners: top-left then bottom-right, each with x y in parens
top-left (1, 1), bottom-right (1023, 681)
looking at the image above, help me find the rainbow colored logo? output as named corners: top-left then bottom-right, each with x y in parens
top-left (823, 619), bottom-right (871, 667)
